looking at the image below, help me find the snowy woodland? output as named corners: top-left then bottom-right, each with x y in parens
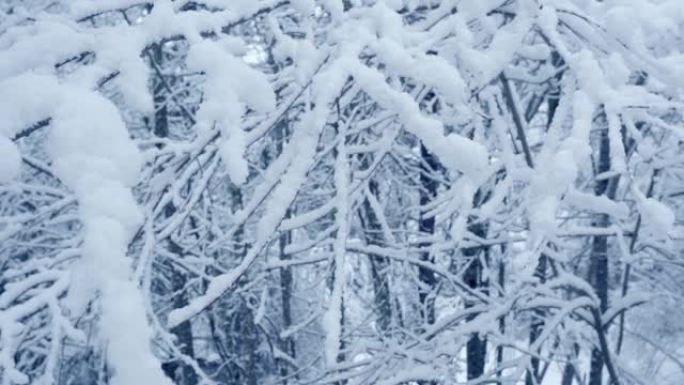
top-left (1, 0), bottom-right (684, 384)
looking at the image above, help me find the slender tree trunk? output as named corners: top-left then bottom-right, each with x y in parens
top-left (359, 177), bottom-right (392, 334)
top-left (496, 253), bottom-right (505, 385)
top-left (463, 219), bottom-right (487, 381)
top-left (561, 344), bottom-right (580, 385)
top-left (561, 364), bottom-right (575, 385)
top-left (165, 240), bottom-right (199, 385)
top-left (275, 121), bottom-right (297, 382)
top-left (418, 144), bottom-right (438, 327)
top-left (417, 144), bottom-right (439, 385)
top-left (588, 125), bottom-right (611, 385)
top-left (151, 42), bottom-right (198, 385)
top-left (329, 121), bottom-right (347, 385)
top-left (278, 224), bottom-right (296, 377)
top-left (525, 254), bottom-right (547, 385)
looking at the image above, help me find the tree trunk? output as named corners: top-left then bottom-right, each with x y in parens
top-left (359, 177), bottom-right (392, 334)
top-left (588, 124), bottom-right (611, 385)
top-left (561, 344), bottom-right (580, 385)
top-left (463, 219), bottom-right (487, 381)
top-left (417, 144), bottom-right (439, 385)
top-left (278, 225), bottom-right (296, 378)
top-left (418, 144), bottom-right (438, 327)
top-left (276, 119), bottom-right (297, 382)
top-left (496, 253), bottom-right (505, 385)
top-left (151, 42), bottom-right (198, 385)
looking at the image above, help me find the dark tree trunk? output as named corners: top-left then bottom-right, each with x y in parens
top-left (561, 345), bottom-right (579, 385)
top-left (463, 220), bottom-right (487, 381)
top-left (496, 254), bottom-right (505, 385)
top-left (278, 225), bottom-right (296, 377)
top-left (357, 148), bottom-right (392, 334)
top-left (416, 144), bottom-right (439, 385)
top-left (359, 176), bottom-right (392, 334)
top-left (588, 123), bottom-right (612, 385)
top-left (151, 42), bottom-right (198, 385)
top-left (418, 144), bottom-right (438, 327)
top-left (275, 119), bottom-right (297, 382)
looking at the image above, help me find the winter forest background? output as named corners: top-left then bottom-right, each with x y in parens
top-left (1, 1), bottom-right (684, 385)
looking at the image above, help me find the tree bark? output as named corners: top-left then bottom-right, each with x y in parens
top-left (416, 144), bottom-right (439, 385)
top-left (151, 42), bottom-right (198, 385)
top-left (463, 219), bottom-right (488, 381)
top-left (418, 144), bottom-right (438, 327)
top-left (588, 123), bottom-right (612, 385)
top-left (359, 177), bottom-right (392, 334)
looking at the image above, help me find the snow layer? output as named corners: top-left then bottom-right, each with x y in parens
top-left (50, 85), bottom-right (170, 385)
top-left (0, 68), bottom-right (169, 385)
top-left (187, 40), bottom-right (275, 185)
